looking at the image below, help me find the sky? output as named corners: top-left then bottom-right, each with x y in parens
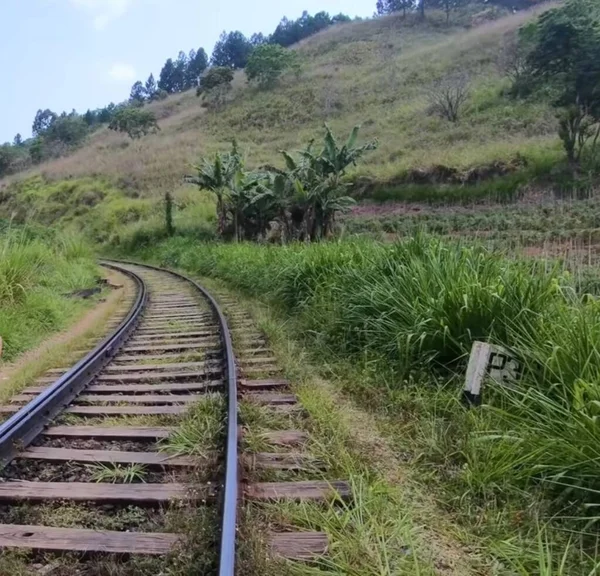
top-left (0, 0), bottom-right (375, 143)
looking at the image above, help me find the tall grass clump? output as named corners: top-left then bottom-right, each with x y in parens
top-left (146, 235), bottom-right (568, 376)
top-left (0, 228), bottom-right (99, 362)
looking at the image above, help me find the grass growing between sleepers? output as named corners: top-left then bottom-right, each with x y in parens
top-left (0, 387), bottom-right (226, 575)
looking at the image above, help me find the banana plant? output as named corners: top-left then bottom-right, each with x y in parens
top-left (192, 141), bottom-right (243, 236)
top-left (278, 125), bottom-right (377, 240)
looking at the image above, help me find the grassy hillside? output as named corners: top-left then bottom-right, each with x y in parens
top-left (0, 5), bottom-right (561, 233)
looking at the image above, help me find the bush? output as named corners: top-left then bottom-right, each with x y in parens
top-left (197, 67), bottom-right (234, 110)
top-left (108, 108), bottom-right (160, 140)
top-left (245, 44), bottom-right (299, 89)
top-left (426, 74), bottom-right (470, 122)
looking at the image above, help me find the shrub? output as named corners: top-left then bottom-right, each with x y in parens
top-left (197, 67), bottom-right (234, 110)
top-left (427, 74), bottom-right (470, 122)
top-left (108, 108), bottom-right (160, 140)
top-left (245, 44), bottom-right (299, 89)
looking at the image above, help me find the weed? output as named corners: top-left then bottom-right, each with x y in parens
top-left (88, 463), bottom-right (147, 484)
top-left (162, 393), bottom-right (224, 458)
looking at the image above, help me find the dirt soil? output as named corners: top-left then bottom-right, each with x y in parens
top-left (348, 187), bottom-right (570, 218)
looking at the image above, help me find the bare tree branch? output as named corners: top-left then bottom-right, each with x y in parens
top-left (426, 74), bottom-right (470, 122)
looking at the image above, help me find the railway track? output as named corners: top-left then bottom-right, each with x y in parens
top-left (0, 262), bottom-right (350, 575)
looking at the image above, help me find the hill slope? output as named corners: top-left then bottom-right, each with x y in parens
top-left (0, 5), bottom-right (560, 242)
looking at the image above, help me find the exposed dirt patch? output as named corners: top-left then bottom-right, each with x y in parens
top-left (348, 186), bottom-right (578, 218)
top-left (351, 156), bottom-right (528, 197)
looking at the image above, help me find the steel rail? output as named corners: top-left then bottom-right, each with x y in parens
top-left (0, 262), bottom-right (147, 467)
top-left (102, 259), bottom-right (238, 576)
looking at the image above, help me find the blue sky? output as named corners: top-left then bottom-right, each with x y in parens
top-left (0, 0), bottom-right (375, 142)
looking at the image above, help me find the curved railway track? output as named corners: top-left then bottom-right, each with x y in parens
top-left (0, 261), bottom-right (350, 575)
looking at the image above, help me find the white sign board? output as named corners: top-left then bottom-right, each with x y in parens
top-left (463, 341), bottom-right (522, 405)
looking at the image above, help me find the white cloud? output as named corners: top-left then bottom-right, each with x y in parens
top-left (108, 62), bottom-right (137, 82)
top-left (69, 0), bottom-right (132, 30)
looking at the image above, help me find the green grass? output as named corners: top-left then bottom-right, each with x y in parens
top-left (204, 276), bottom-right (586, 574)
top-left (162, 393), bottom-right (224, 458)
top-left (125, 235), bottom-right (600, 573)
top-left (0, 226), bottom-right (100, 362)
top-left (88, 463), bottom-right (148, 484)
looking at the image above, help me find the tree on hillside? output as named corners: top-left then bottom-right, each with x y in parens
top-left (270, 11), bottom-right (340, 47)
top-left (250, 33), bottom-right (267, 46)
top-left (427, 74), bottom-right (470, 121)
top-left (145, 74), bottom-right (157, 100)
top-left (523, 0), bottom-right (600, 164)
top-left (197, 67), bottom-right (235, 110)
top-left (13, 134), bottom-right (23, 147)
top-left (245, 44), bottom-right (299, 89)
top-left (0, 144), bottom-right (18, 177)
top-left (158, 58), bottom-right (177, 93)
top-left (83, 109), bottom-right (96, 126)
top-left (498, 25), bottom-right (537, 97)
top-left (109, 107), bottom-right (160, 139)
top-left (185, 48), bottom-right (209, 88)
top-left (129, 81), bottom-right (146, 106)
top-left (32, 109), bottom-right (58, 136)
top-left (98, 103), bottom-right (117, 124)
top-left (376, 0), bottom-right (416, 16)
top-left (47, 114), bottom-right (88, 147)
top-left (430, 0), bottom-right (471, 23)
top-left (172, 51), bottom-right (188, 91)
top-left (211, 31), bottom-right (253, 69)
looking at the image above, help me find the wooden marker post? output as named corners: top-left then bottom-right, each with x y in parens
top-left (463, 341), bottom-right (522, 405)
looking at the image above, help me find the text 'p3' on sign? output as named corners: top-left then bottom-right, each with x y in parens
top-left (462, 341), bottom-right (522, 406)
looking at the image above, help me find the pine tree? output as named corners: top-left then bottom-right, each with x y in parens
top-left (145, 73), bottom-right (157, 99)
top-left (172, 51), bottom-right (188, 92)
top-left (185, 48), bottom-right (209, 88)
top-left (83, 110), bottom-right (96, 126)
top-left (129, 81), bottom-right (146, 106)
top-left (158, 58), bottom-right (177, 93)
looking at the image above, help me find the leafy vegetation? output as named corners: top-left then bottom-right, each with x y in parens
top-left (89, 463), bottom-right (147, 484)
top-left (516, 0), bottom-right (600, 164)
top-left (108, 108), bottom-right (160, 140)
top-left (245, 45), bottom-right (299, 89)
top-left (162, 394), bottom-right (224, 459)
top-left (192, 125), bottom-right (377, 242)
top-left (197, 67), bottom-right (235, 110)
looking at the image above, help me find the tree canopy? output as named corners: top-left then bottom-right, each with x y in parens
top-left (245, 44), bottom-right (299, 89)
top-left (108, 108), bottom-right (160, 140)
top-left (517, 0), bottom-right (600, 163)
top-left (211, 31), bottom-right (254, 69)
